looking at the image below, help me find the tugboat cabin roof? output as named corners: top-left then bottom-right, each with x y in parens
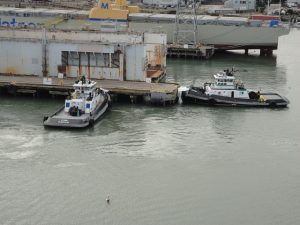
top-left (213, 74), bottom-right (235, 80)
top-left (73, 80), bottom-right (97, 89)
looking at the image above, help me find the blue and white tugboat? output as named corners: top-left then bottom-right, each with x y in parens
top-left (180, 69), bottom-right (289, 107)
top-left (43, 76), bottom-right (111, 128)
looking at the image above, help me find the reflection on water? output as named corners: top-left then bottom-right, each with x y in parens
top-left (167, 51), bottom-right (286, 93)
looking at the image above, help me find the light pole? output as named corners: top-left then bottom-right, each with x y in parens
top-left (247, 0), bottom-right (249, 13)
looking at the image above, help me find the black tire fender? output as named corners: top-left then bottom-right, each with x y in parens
top-left (181, 91), bottom-right (187, 98)
top-left (89, 118), bottom-right (95, 126)
top-left (208, 98), bottom-right (216, 105)
top-left (108, 96), bottom-right (112, 108)
top-left (269, 101), bottom-right (277, 108)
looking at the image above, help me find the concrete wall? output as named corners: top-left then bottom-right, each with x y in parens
top-left (0, 29), bottom-right (144, 45)
top-left (0, 40), bottom-right (42, 76)
top-left (144, 33), bottom-right (167, 45)
top-left (0, 39), bottom-right (149, 81)
top-left (125, 44), bottom-right (146, 81)
top-left (0, 29), bottom-right (166, 82)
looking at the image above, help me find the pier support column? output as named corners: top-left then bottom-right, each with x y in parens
top-left (119, 53), bottom-right (124, 81)
top-left (42, 28), bottom-right (48, 77)
top-left (260, 48), bottom-right (273, 56)
top-left (130, 95), bottom-right (138, 104)
top-left (244, 49), bottom-right (249, 55)
top-left (7, 85), bottom-right (17, 96)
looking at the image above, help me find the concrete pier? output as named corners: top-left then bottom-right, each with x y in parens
top-left (0, 75), bottom-right (179, 105)
top-left (167, 45), bottom-right (214, 59)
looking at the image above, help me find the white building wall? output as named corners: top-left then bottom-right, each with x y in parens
top-left (0, 41), bottom-right (43, 76)
top-left (144, 33), bottom-right (167, 45)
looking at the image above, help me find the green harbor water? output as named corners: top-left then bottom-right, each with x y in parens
top-left (0, 29), bottom-right (299, 225)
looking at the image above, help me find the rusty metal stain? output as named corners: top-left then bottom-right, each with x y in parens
top-left (5, 67), bottom-right (17, 75)
top-left (58, 79), bottom-right (64, 86)
top-left (66, 65), bottom-right (70, 78)
top-left (90, 67), bottom-right (95, 79)
top-left (82, 67), bottom-right (87, 77)
top-left (78, 65), bottom-right (82, 76)
top-left (155, 46), bottom-right (162, 65)
top-left (78, 53), bottom-right (82, 76)
top-left (87, 66), bottom-right (91, 80)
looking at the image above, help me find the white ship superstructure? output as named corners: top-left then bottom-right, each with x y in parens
top-left (204, 70), bottom-right (249, 99)
top-left (128, 13), bottom-right (290, 50)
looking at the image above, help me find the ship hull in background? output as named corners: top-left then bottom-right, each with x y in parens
top-left (128, 19), bottom-right (290, 50)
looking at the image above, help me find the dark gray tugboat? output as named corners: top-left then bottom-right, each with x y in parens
top-left (180, 69), bottom-right (289, 107)
top-left (43, 76), bottom-right (111, 128)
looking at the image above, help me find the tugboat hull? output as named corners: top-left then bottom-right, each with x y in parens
top-left (43, 94), bottom-right (111, 128)
top-left (181, 89), bottom-right (289, 108)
